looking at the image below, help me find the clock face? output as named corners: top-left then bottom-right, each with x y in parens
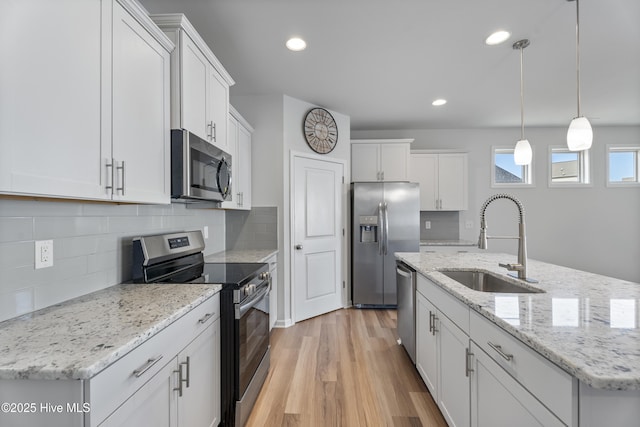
top-left (303, 108), bottom-right (338, 154)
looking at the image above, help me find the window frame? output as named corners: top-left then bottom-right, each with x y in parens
top-left (491, 146), bottom-right (534, 188)
top-left (606, 144), bottom-right (640, 187)
top-left (548, 146), bottom-right (592, 188)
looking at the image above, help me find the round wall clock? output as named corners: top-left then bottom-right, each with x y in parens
top-left (303, 108), bottom-right (338, 154)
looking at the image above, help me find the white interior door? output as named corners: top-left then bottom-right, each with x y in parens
top-left (293, 155), bottom-right (343, 322)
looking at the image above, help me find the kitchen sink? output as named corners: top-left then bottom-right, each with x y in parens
top-left (439, 269), bottom-right (544, 293)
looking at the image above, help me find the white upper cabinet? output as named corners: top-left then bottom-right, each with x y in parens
top-left (0, 0), bottom-right (173, 203)
top-left (111, 0), bottom-right (171, 203)
top-left (223, 106), bottom-right (253, 210)
top-left (351, 139), bottom-right (412, 182)
top-left (410, 152), bottom-right (468, 211)
top-left (151, 14), bottom-right (234, 154)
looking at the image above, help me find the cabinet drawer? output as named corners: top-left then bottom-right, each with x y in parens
top-left (469, 310), bottom-right (576, 425)
top-left (88, 293), bottom-right (219, 425)
top-left (417, 274), bottom-right (469, 333)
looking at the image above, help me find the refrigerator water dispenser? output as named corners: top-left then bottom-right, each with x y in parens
top-left (359, 216), bottom-right (378, 243)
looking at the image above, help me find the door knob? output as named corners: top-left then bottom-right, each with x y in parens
top-left (295, 244), bottom-right (303, 250)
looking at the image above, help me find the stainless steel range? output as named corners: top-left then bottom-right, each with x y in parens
top-left (132, 230), bottom-right (270, 427)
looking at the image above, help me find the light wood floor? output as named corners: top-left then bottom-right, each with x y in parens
top-left (245, 308), bottom-right (447, 427)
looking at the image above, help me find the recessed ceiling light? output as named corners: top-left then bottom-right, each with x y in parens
top-left (286, 37), bottom-right (307, 51)
top-left (432, 99), bottom-right (447, 106)
top-left (485, 30), bottom-right (511, 46)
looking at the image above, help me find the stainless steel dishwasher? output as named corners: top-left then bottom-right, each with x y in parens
top-left (396, 261), bottom-right (416, 364)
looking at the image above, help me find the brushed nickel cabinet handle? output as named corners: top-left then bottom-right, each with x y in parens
top-left (488, 341), bottom-right (514, 361)
top-left (198, 312), bottom-right (214, 324)
top-left (132, 355), bottom-right (163, 378)
top-left (465, 347), bottom-right (474, 377)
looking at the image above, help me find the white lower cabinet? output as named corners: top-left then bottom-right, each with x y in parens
top-left (99, 358), bottom-right (178, 427)
top-left (415, 274), bottom-right (576, 427)
top-left (437, 314), bottom-right (470, 427)
top-left (177, 319), bottom-right (220, 427)
top-left (416, 276), bottom-right (470, 427)
top-left (416, 291), bottom-right (438, 393)
top-left (96, 297), bottom-right (221, 427)
top-left (469, 342), bottom-right (564, 427)
top-left (0, 294), bottom-right (220, 427)
top-left (265, 253), bottom-right (279, 330)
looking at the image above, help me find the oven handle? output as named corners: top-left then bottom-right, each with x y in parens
top-left (235, 286), bottom-right (269, 320)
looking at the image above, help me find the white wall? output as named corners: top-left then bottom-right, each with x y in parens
top-left (352, 126), bottom-right (640, 282)
top-left (232, 94), bottom-right (351, 326)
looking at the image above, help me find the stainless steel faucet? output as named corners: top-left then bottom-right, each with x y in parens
top-left (478, 193), bottom-right (534, 282)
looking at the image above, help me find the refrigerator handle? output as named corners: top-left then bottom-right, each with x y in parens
top-left (377, 202), bottom-right (384, 255)
top-left (383, 202), bottom-right (389, 255)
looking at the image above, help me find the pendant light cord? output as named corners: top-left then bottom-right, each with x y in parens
top-left (575, 0), bottom-right (582, 117)
top-left (520, 44), bottom-right (525, 140)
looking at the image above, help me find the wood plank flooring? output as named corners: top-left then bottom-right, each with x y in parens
top-left (246, 308), bottom-right (447, 427)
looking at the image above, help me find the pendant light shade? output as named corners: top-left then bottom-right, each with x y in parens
top-left (513, 39), bottom-right (532, 166)
top-left (567, 0), bottom-right (592, 151)
top-left (567, 116), bottom-right (593, 151)
top-left (514, 139), bottom-right (533, 165)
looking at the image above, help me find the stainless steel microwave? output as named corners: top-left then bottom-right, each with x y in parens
top-left (171, 129), bottom-right (232, 203)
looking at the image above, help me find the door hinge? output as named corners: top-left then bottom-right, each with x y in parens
top-left (342, 176), bottom-right (345, 184)
top-left (342, 281), bottom-right (345, 289)
top-left (342, 228), bottom-right (345, 236)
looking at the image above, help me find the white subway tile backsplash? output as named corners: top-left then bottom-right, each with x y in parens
top-left (0, 199), bottom-right (226, 322)
top-left (0, 217), bottom-right (33, 243)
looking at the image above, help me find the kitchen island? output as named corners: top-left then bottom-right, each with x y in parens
top-left (0, 282), bottom-right (221, 426)
top-left (397, 251), bottom-right (640, 427)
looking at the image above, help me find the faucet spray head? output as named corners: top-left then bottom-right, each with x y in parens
top-left (478, 219), bottom-right (488, 249)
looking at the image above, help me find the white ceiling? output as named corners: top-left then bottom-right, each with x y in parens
top-left (140, 0), bottom-right (640, 131)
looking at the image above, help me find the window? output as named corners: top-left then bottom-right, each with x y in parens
top-left (607, 145), bottom-right (640, 186)
top-left (491, 147), bottom-right (533, 187)
top-left (549, 146), bottom-right (590, 187)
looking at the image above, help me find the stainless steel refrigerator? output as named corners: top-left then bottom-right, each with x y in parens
top-left (351, 182), bottom-right (419, 307)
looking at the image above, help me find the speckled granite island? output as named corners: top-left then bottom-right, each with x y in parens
top-left (397, 251), bottom-right (640, 427)
top-left (0, 283), bottom-right (221, 426)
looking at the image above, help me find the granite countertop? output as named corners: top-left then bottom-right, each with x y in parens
top-left (0, 283), bottom-right (221, 381)
top-left (420, 239), bottom-right (477, 246)
top-left (396, 251), bottom-right (640, 391)
top-left (204, 248), bottom-right (278, 263)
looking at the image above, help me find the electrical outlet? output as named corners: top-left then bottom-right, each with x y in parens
top-left (35, 240), bottom-right (53, 269)
top-left (203, 226), bottom-right (209, 239)
top-left (465, 220), bottom-right (474, 229)
top-left (424, 221), bottom-right (431, 230)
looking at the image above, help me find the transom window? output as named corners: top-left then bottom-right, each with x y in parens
top-left (548, 146), bottom-right (590, 187)
top-left (607, 145), bottom-right (640, 186)
top-left (491, 147), bottom-right (533, 187)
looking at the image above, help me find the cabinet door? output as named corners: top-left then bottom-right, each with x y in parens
top-left (111, 1), bottom-right (170, 204)
top-left (0, 0), bottom-right (108, 200)
top-left (208, 69), bottom-right (229, 152)
top-left (437, 313), bottom-right (470, 427)
top-left (416, 292), bottom-right (438, 395)
top-left (268, 257), bottom-right (278, 330)
top-left (221, 116), bottom-right (239, 209)
top-left (351, 143), bottom-right (380, 181)
top-left (438, 154), bottom-right (468, 211)
top-left (181, 33), bottom-right (209, 142)
top-left (177, 319), bottom-right (220, 427)
top-left (409, 154), bottom-right (438, 210)
top-left (380, 143), bottom-right (409, 181)
top-left (470, 343), bottom-right (564, 427)
top-left (237, 123), bottom-right (252, 210)
top-left (99, 357), bottom-right (178, 427)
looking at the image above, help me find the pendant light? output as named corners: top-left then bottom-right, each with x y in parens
top-left (566, 0), bottom-right (592, 151)
top-left (513, 39), bottom-right (532, 166)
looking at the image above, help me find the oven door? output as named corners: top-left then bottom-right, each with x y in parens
top-left (235, 285), bottom-right (270, 399)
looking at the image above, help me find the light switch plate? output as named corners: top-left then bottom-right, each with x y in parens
top-left (203, 226), bottom-right (209, 239)
top-left (35, 240), bottom-right (53, 269)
